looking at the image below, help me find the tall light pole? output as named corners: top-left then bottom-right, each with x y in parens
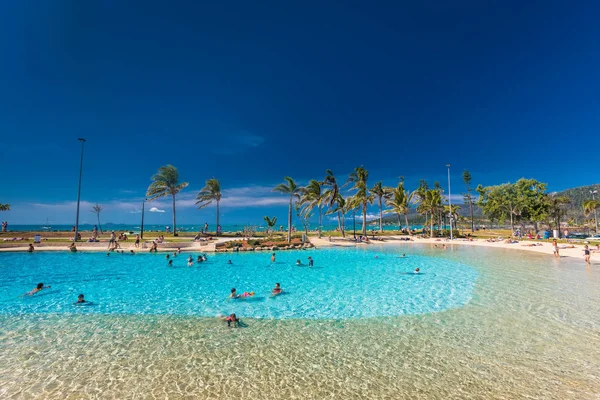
top-left (74, 138), bottom-right (86, 242)
top-left (591, 190), bottom-right (599, 233)
top-left (447, 164), bottom-right (453, 240)
top-left (140, 198), bottom-right (146, 239)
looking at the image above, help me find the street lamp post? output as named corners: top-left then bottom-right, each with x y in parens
top-left (140, 199), bottom-right (146, 239)
top-left (74, 138), bottom-right (86, 242)
top-left (447, 164), bottom-right (453, 241)
top-left (591, 190), bottom-right (599, 233)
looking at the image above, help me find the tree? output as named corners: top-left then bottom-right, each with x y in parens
top-left (326, 193), bottom-right (346, 237)
top-left (444, 204), bottom-right (461, 231)
top-left (272, 176), bottom-right (302, 243)
top-left (263, 216), bottom-right (278, 237)
top-left (462, 170), bottom-right (475, 232)
top-left (196, 178), bottom-right (222, 236)
top-left (371, 181), bottom-right (390, 233)
top-left (91, 204), bottom-right (103, 233)
top-left (546, 194), bottom-right (570, 235)
top-left (385, 182), bottom-right (414, 235)
top-left (583, 200), bottom-right (599, 232)
top-left (295, 204), bottom-right (312, 236)
top-left (417, 189), bottom-right (443, 238)
top-left (322, 169), bottom-right (344, 236)
top-left (0, 204), bottom-right (10, 211)
top-left (146, 165), bottom-right (189, 236)
top-left (299, 180), bottom-right (325, 238)
top-left (346, 166), bottom-right (372, 236)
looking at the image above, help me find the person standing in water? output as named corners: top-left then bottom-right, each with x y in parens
top-left (583, 245), bottom-right (591, 264)
top-left (552, 239), bottom-right (559, 258)
top-left (308, 256), bottom-right (314, 267)
top-left (271, 253), bottom-right (276, 263)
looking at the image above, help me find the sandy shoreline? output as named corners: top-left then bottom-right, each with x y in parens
top-left (1, 234), bottom-right (596, 261)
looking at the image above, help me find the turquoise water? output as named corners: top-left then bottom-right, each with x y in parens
top-left (0, 247), bottom-right (476, 319)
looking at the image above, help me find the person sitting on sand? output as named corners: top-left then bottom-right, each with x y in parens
top-left (222, 313), bottom-right (240, 328)
top-left (24, 283), bottom-right (51, 296)
top-left (28, 244), bottom-right (34, 252)
top-left (272, 283), bottom-right (283, 295)
top-left (558, 244), bottom-right (575, 249)
top-left (69, 242), bottom-right (77, 252)
top-left (177, 247), bottom-right (182, 254)
top-left (74, 294), bottom-right (87, 304)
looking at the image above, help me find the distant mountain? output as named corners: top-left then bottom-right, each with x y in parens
top-left (554, 183), bottom-right (600, 223)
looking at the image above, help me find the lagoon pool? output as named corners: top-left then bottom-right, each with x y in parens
top-left (0, 247), bottom-right (476, 319)
top-left (1, 244), bottom-right (599, 399)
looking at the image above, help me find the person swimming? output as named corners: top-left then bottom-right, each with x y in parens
top-left (130, 250), bottom-right (135, 254)
top-left (272, 283), bottom-right (283, 295)
top-left (197, 255), bottom-right (203, 263)
top-left (271, 253), bottom-right (276, 262)
top-left (28, 244), bottom-right (34, 252)
top-left (187, 259), bottom-right (194, 267)
top-left (166, 254), bottom-right (170, 260)
top-left (168, 259), bottom-right (173, 267)
top-left (24, 283), bottom-right (51, 296)
top-left (74, 294), bottom-right (87, 304)
top-left (188, 255), bottom-right (193, 263)
top-left (202, 254), bottom-right (208, 261)
top-left (173, 252), bottom-right (177, 257)
top-left (401, 254), bottom-right (406, 258)
top-left (296, 259), bottom-right (302, 266)
top-left (414, 268), bottom-right (420, 274)
top-left (308, 256), bottom-right (314, 267)
top-left (227, 260), bottom-right (232, 264)
top-left (229, 288), bottom-right (254, 299)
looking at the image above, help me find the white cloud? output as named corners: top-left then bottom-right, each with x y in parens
top-left (148, 207), bottom-right (165, 213)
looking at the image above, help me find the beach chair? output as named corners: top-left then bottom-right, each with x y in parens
top-left (34, 234), bottom-right (41, 244)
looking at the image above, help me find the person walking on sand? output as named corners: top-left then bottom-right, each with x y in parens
top-left (583, 245), bottom-right (591, 265)
top-left (552, 239), bottom-right (559, 258)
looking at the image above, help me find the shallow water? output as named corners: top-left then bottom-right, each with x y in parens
top-left (1, 244), bottom-right (599, 399)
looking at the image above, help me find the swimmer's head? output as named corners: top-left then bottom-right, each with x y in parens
top-left (166, 255), bottom-right (170, 259)
top-left (231, 288), bottom-right (236, 293)
top-left (37, 283), bottom-right (44, 289)
top-left (106, 252), bottom-right (110, 256)
top-left (275, 283), bottom-right (280, 288)
top-left (415, 268), bottom-right (420, 272)
top-left (78, 294), bottom-right (84, 300)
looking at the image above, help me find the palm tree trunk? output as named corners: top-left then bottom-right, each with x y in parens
top-left (287, 196), bottom-right (292, 243)
top-left (397, 214), bottom-right (402, 232)
top-left (97, 214), bottom-right (103, 234)
top-left (510, 213), bottom-right (514, 234)
top-left (430, 211), bottom-right (434, 238)
top-left (318, 205), bottom-right (322, 239)
top-left (338, 211), bottom-right (345, 238)
top-left (469, 201), bottom-right (474, 232)
top-left (362, 203), bottom-right (367, 236)
top-left (379, 198), bottom-right (383, 233)
top-left (405, 213), bottom-right (411, 236)
top-left (216, 200), bottom-right (220, 236)
top-left (172, 194), bottom-right (177, 236)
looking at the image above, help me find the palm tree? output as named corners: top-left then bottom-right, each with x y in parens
top-left (322, 170), bottom-right (345, 235)
top-left (0, 204), bottom-right (10, 211)
top-left (583, 199), bottom-right (599, 232)
top-left (346, 166), bottom-right (372, 236)
top-left (146, 165), bottom-right (189, 236)
top-left (371, 181), bottom-right (390, 233)
top-left (385, 182), bottom-right (414, 235)
top-left (272, 176), bottom-right (302, 243)
top-left (196, 178), bottom-right (222, 236)
top-left (444, 204), bottom-right (461, 231)
top-left (91, 204), bottom-right (103, 233)
top-left (462, 170), bottom-right (475, 232)
top-left (326, 193), bottom-right (346, 237)
top-left (417, 189), bottom-right (443, 238)
top-left (299, 180), bottom-right (325, 238)
top-left (263, 216), bottom-right (277, 237)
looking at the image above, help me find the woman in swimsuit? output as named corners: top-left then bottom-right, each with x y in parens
top-left (583, 245), bottom-right (591, 264)
top-left (24, 283), bottom-right (51, 296)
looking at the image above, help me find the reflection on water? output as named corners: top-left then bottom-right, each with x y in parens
top-left (1, 245), bottom-right (599, 399)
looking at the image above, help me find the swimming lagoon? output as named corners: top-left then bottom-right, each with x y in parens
top-left (1, 245), bottom-right (598, 399)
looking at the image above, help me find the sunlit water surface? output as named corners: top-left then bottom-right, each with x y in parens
top-left (1, 244), bottom-right (599, 399)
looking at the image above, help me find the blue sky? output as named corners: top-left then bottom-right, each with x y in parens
top-left (1, 1), bottom-right (599, 225)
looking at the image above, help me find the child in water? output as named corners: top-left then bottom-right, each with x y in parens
top-left (308, 256), bottom-right (314, 267)
top-left (197, 255), bottom-right (203, 263)
top-left (168, 259), bottom-right (173, 267)
top-left (272, 283), bottom-right (283, 295)
top-left (24, 283), bottom-right (51, 296)
top-left (296, 259), bottom-right (302, 266)
top-left (227, 260), bottom-right (233, 264)
top-left (271, 253), bottom-right (276, 262)
top-left (414, 268), bottom-right (420, 274)
top-left (229, 288), bottom-right (254, 299)
top-left (222, 313), bottom-right (239, 328)
top-left (74, 294), bottom-right (87, 304)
